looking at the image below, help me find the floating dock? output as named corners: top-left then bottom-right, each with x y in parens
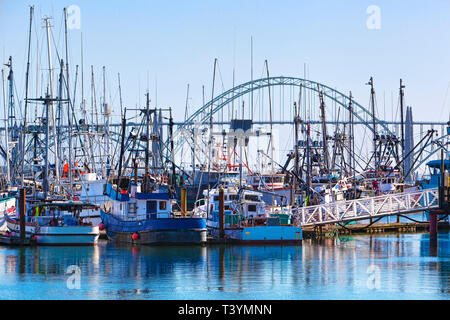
top-left (303, 221), bottom-right (450, 239)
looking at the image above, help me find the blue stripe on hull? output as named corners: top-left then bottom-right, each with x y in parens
top-left (100, 209), bottom-right (207, 233)
top-left (105, 229), bottom-right (208, 244)
top-left (208, 224), bottom-right (302, 243)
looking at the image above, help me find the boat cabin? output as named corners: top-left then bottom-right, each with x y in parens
top-left (23, 201), bottom-right (98, 227)
top-left (422, 160), bottom-right (450, 188)
top-left (246, 174), bottom-right (286, 190)
top-left (196, 188), bottom-right (267, 226)
top-left (105, 180), bottom-right (174, 221)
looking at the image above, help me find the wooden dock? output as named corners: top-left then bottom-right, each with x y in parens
top-left (302, 221), bottom-right (450, 239)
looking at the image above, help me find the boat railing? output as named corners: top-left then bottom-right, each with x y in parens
top-left (293, 187), bottom-right (439, 227)
top-left (26, 215), bottom-right (85, 227)
top-left (111, 212), bottom-right (148, 222)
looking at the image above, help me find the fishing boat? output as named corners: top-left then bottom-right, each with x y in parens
top-left (6, 201), bottom-right (99, 245)
top-left (100, 177), bottom-right (207, 244)
top-left (420, 159), bottom-right (450, 224)
top-left (194, 186), bottom-right (302, 243)
top-left (176, 169), bottom-right (240, 211)
top-left (65, 171), bottom-right (106, 225)
top-left (0, 196), bottom-right (16, 232)
top-left (99, 102), bottom-right (207, 245)
top-left (246, 173), bottom-right (292, 205)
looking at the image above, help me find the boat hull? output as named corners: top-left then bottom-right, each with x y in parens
top-left (0, 197), bottom-right (16, 232)
top-left (207, 222), bottom-right (302, 244)
top-left (105, 229), bottom-right (207, 245)
top-left (100, 210), bottom-right (207, 245)
top-left (6, 217), bottom-right (99, 245)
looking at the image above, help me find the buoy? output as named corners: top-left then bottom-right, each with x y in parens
top-left (132, 233), bottom-right (139, 241)
top-left (98, 222), bottom-right (105, 231)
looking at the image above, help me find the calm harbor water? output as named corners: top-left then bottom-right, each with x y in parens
top-left (0, 232), bottom-right (449, 300)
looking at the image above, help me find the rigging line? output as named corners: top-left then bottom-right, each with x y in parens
top-left (439, 80), bottom-right (450, 119)
top-left (49, 23), bottom-right (63, 70)
top-left (394, 91), bottom-right (401, 128)
top-left (336, 216), bottom-right (384, 232)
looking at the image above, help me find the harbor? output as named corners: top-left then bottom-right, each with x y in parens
top-left (0, 232), bottom-right (449, 299)
top-left (0, 1), bottom-right (449, 301)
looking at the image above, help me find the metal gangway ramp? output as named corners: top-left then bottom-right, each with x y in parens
top-left (296, 188), bottom-right (439, 227)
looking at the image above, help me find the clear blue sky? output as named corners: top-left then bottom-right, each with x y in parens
top-left (0, 0), bottom-right (449, 124)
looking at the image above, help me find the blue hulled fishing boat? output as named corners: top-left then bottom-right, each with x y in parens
top-left (99, 100), bottom-right (207, 244)
top-left (100, 178), bottom-right (207, 244)
top-left (420, 159), bottom-right (450, 224)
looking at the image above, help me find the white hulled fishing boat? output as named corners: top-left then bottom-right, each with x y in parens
top-left (6, 201), bottom-right (99, 245)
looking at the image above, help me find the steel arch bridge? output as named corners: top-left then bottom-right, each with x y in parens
top-left (169, 76), bottom-right (449, 174)
top-left (170, 76), bottom-right (392, 159)
top-left (9, 76), bottom-right (447, 177)
top-left (176, 76), bottom-right (391, 137)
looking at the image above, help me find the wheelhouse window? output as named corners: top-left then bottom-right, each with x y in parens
top-left (245, 195), bottom-right (259, 201)
top-left (159, 201), bottom-right (167, 211)
top-left (248, 204), bottom-right (257, 212)
top-left (147, 201), bottom-right (156, 213)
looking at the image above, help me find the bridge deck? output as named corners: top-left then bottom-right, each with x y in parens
top-left (294, 188), bottom-right (439, 227)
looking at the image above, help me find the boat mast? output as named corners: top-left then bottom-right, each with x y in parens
top-left (207, 59), bottom-right (217, 216)
top-left (1, 69), bottom-right (10, 186)
top-left (116, 110), bottom-right (127, 200)
top-left (57, 59), bottom-right (64, 180)
top-left (318, 85), bottom-right (329, 175)
top-left (44, 92), bottom-right (50, 199)
top-left (21, 5), bottom-right (34, 186)
top-left (399, 79), bottom-right (405, 176)
top-left (293, 101), bottom-right (300, 201)
top-left (169, 108), bottom-right (176, 187)
top-left (305, 120), bottom-right (312, 201)
top-left (250, 36), bottom-right (254, 118)
top-left (103, 66), bottom-right (110, 178)
top-left (5, 57), bottom-right (17, 185)
top-left (45, 17), bottom-right (60, 188)
top-left (143, 92), bottom-right (150, 192)
top-left (64, 7), bottom-right (73, 197)
top-left (349, 92), bottom-right (357, 199)
top-left (118, 73), bottom-right (123, 118)
top-left (367, 77), bottom-right (378, 176)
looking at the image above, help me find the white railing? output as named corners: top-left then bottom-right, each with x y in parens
top-left (295, 188), bottom-right (439, 227)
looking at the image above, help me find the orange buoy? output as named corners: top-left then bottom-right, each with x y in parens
top-left (132, 233), bottom-right (139, 241)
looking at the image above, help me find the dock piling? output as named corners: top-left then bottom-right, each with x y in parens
top-left (19, 188), bottom-right (26, 243)
top-left (181, 188), bottom-right (187, 216)
top-left (429, 210), bottom-right (440, 240)
top-left (219, 188), bottom-right (225, 239)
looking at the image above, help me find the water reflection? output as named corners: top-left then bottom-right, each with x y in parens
top-left (0, 233), bottom-right (448, 299)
